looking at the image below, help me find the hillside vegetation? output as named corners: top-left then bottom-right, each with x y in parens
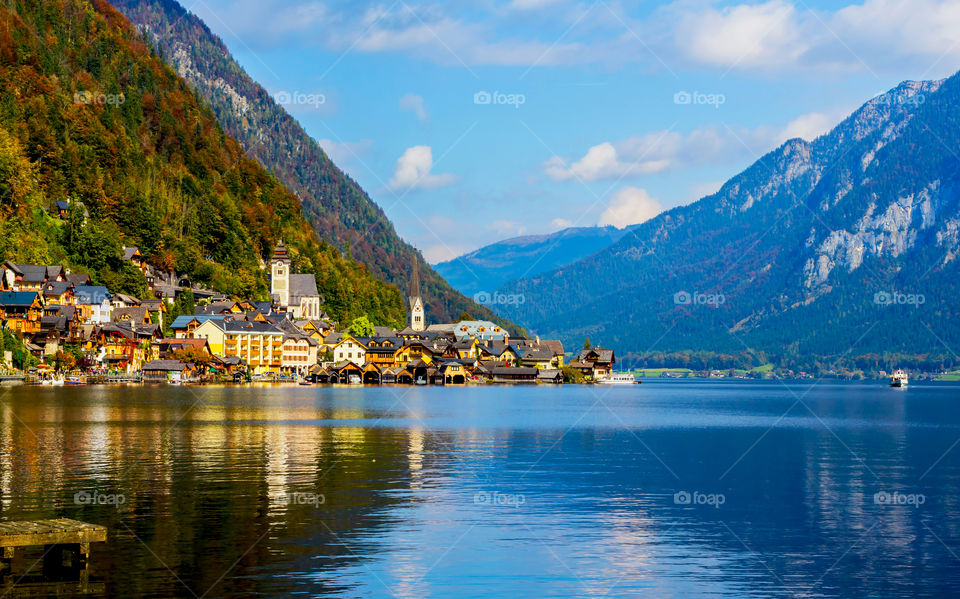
top-left (0, 0), bottom-right (404, 325)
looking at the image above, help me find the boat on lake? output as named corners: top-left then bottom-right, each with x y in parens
top-left (890, 369), bottom-right (909, 387)
top-left (596, 373), bottom-right (640, 385)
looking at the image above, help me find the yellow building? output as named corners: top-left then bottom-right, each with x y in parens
top-left (194, 319), bottom-right (285, 375)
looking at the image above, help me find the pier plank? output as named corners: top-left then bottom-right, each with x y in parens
top-left (0, 519), bottom-right (106, 549)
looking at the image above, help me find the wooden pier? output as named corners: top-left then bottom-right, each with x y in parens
top-left (0, 519), bottom-right (106, 567)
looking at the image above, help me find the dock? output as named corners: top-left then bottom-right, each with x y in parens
top-left (0, 518), bottom-right (106, 565)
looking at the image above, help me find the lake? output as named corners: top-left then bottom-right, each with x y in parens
top-left (0, 380), bottom-right (958, 597)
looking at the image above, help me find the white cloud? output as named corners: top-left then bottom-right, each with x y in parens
top-left (389, 145), bottom-right (458, 190)
top-left (545, 141), bottom-right (672, 182)
top-left (781, 112), bottom-right (834, 142)
top-left (399, 93), bottom-right (429, 122)
top-left (551, 217), bottom-right (573, 230)
top-left (544, 111), bottom-right (840, 182)
top-left (193, 0), bottom-right (960, 73)
top-left (599, 187), bottom-right (663, 228)
top-left (675, 1), bottom-right (805, 69)
top-left (423, 244), bottom-right (468, 264)
top-left (490, 219), bottom-right (527, 237)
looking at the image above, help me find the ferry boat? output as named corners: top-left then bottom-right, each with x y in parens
top-left (596, 373), bottom-right (640, 385)
top-left (890, 369), bottom-right (909, 388)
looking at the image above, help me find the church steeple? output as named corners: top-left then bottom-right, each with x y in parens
top-left (271, 240), bottom-right (291, 308)
top-left (409, 258), bottom-right (425, 332)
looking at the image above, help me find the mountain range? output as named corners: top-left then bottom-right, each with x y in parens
top-left (434, 225), bottom-right (632, 299)
top-left (497, 76), bottom-right (960, 362)
top-left (112, 0), bottom-right (508, 327)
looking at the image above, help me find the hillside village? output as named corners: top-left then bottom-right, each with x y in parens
top-left (0, 243), bottom-right (616, 385)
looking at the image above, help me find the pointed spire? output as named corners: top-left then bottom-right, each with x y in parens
top-left (411, 257), bottom-right (421, 300)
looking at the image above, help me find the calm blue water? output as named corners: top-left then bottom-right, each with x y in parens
top-left (1, 380), bottom-right (959, 597)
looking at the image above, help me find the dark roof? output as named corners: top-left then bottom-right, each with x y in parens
top-left (112, 306), bottom-right (149, 323)
top-left (122, 247), bottom-right (141, 261)
top-left (98, 322), bottom-right (161, 340)
top-left (0, 291), bottom-right (39, 307)
top-left (251, 301), bottom-right (273, 313)
top-left (491, 366), bottom-right (540, 376)
top-left (55, 200), bottom-right (70, 211)
top-left (520, 346), bottom-right (555, 361)
top-left (14, 264), bottom-right (56, 283)
top-left (220, 320), bottom-right (283, 334)
top-left (196, 301), bottom-right (237, 315)
top-left (74, 286), bottom-right (110, 304)
top-left (169, 314), bottom-right (226, 329)
top-left (538, 369), bottom-right (563, 380)
top-left (65, 273), bottom-right (90, 286)
top-left (289, 274), bottom-right (319, 301)
top-left (143, 359), bottom-right (186, 372)
top-left (578, 348), bottom-right (615, 363)
top-left (396, 326), bottom-right (424, 337)
top-left (160, 338), bottom-right (208, 348)
top-left (272, 241), bottom-right (291, 263)
top-left (323, 332), bottom-right (344, 344)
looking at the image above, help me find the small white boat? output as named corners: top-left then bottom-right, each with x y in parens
top-left (348, 374), bottom-right (362, 385)
top-left (597, 373), bottom-right (639, 385)
top-left (415, 377), bottom-right (428, 386)
top-left (890, 369), bottom-right (908, 388)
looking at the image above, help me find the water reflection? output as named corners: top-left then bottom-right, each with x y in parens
top-left (0, 382), bottom-right (956, 596)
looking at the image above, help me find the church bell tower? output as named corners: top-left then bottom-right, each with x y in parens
top-left (410, 259), bottom-right (425, 332)
top-left (271, 241), bottom-right (291, 308)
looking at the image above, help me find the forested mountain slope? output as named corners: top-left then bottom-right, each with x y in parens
top-left (0, 0), bottom-right (403, 325)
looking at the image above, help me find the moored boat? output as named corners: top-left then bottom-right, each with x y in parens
top-left (890, 369), bottom-right (909, 388)
top-left (597, 373), bottom-right (640, 385)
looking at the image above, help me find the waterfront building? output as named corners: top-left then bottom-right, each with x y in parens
top-left (193, 319), bottom-right (285, 375)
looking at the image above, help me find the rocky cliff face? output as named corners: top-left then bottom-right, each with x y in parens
top-left (497, 76), bottom-right (960, 358)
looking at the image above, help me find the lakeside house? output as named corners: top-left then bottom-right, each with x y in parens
top-left (0, 251), bottom-right (570, 384)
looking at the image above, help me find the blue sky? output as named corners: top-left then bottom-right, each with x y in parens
top-left (184, 0), bottom-right (960, 263)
